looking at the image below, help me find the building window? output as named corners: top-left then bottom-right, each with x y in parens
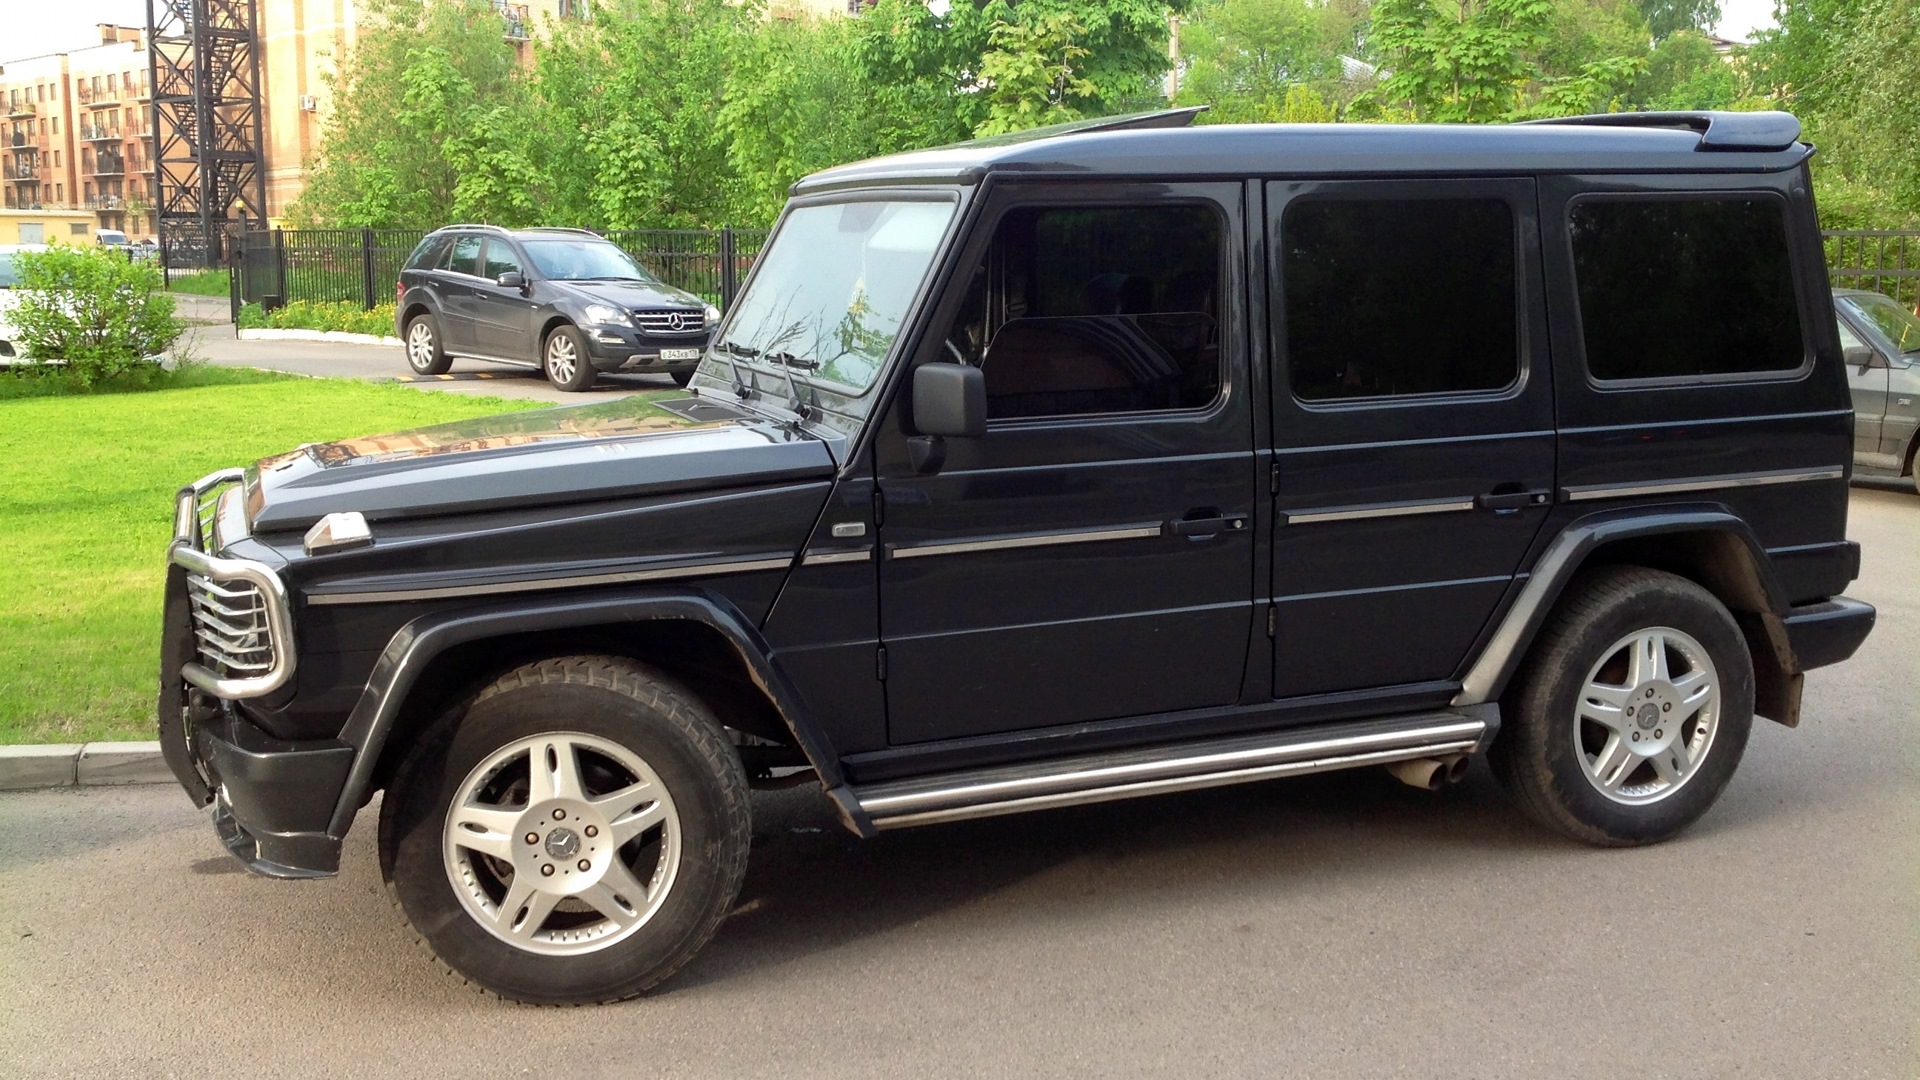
top-left (71, 222), bottom-right (88, 235)
top-left (52, 150), bottom-right (60, 167)
top-left (51, 117), bottom-right (58, 135)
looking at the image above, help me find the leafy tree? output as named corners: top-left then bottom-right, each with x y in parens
top-left (291, 0), bottom-right (525, 228)
top-left (1635, 0), bottom-right (1719, 39)
top-left (1368, 0), bottom-right (1556, 121)
top-left (976, 12), bottom-right (1100, 135)
top-left (1172, 0), bottom-right (1359, 122)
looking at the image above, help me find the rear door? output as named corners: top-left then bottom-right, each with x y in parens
top-left (1265, 178), bottom-right (1555, 699)
top-left (434, 234), bottom-right (484, 351)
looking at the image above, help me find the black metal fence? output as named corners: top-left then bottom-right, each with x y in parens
top-left (1823, 229), bottom-right (1919, 309)
top-left (234, 226), bottom-right (769, 320)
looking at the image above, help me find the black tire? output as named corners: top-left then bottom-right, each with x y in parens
top-left (404, 312), bottom-right (452, 376)
top-left (378, 656), bottom-right (751, 1004)
top-left (542, 324), bottom-right (596, 392)
top-left (1490, 566), bottom-right (1755, 847)
top-left (669, 368), bottom-right (694, 388)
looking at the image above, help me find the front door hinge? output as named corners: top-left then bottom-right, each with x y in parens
top-left (1270, 461), bottom-right (1280, 495)
top-left (871, 487), bottom-right (885, 527)
top-left (876, 645), bottom-right (888, 681)
top-left (1266, 607), bottom-right (1277, 638)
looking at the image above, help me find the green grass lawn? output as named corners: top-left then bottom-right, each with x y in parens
top-left (0, 371), bottom-right (545, 744)
top-left (165, 268), bottom-right (232, 296)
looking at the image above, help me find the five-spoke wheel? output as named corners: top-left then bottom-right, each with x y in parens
top-left (381, 656), bottom-right (751, 1004)
top-left (543, 325), bottom-right (595, 392)
top-left (404, 313), bottom-right (451, 376)
top-left (1493, 566), bottom-right (1754, 846)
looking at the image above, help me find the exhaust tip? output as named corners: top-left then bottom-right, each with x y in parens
top-left (1386, 755), bottom-right (1470, 792)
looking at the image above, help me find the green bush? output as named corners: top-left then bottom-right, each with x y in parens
top-left (9, 246), bottom-right (183, 386)
top-left (237, 300), bottom-right (399, 337)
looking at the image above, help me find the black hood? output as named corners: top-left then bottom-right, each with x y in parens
top-left (245, 396), bottom-right (833, 532)
top-left (550, 277), bottom-right (707, 310)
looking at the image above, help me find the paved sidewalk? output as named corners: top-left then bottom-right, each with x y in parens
top-left (181, 323), bottom-right (676, 404)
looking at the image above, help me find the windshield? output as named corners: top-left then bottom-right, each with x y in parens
top-left (1841, 292), bottom-right (1920, 355)
top-left (716, 199), bottom-right (956, 393)
top-left (522, 239), bottom-right (661, 283)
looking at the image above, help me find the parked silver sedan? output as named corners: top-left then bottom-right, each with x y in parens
top-left (1837, 288), bottom-right (1920, 493)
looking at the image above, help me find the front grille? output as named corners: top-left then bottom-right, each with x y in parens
top-left (631, 309), bottom-right (706, 335)
top-left (186, 573), bottom-right (276, 678)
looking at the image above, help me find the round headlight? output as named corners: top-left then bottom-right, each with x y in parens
top-left (704, 303), bottom-right (721, 324)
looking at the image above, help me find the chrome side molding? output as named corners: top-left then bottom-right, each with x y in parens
top-left (853, 710), bottom-right (1493, 830)
top-left (304, 554), bottom-right (798, 606)
top-left (1562, 466), bottom-right (1845, 502)
top-left (888, 522), bottom-right (1163, 560)
top-left (1281, 497), bottom-right (1476, 525)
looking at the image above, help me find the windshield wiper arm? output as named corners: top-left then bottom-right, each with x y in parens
top-left (714, 339), bottom-right (758, 399)
top-left (763, 351), bottom-right (819, 420)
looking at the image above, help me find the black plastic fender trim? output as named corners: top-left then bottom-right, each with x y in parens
top-left (1453, 505), bottom-right (1793, 707)
top-left (324, 587), bottom-right (872, 838)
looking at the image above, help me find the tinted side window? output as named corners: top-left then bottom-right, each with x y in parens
top-left (1282, 198), bottom-right (1518, 401)
top-left (953, 205), bottom-right (1222, 421)
top-left (443, 236), bottom-right (481, 276)
top-left (405, 236), bottom-right (448, 271)
top-left (482, 240), bottom-right (521, 280)
top-left (1570, 198), bottom-right (1804, 381)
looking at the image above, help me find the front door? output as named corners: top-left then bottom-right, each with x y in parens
top-left (434, 234), bottom-right (484, 351)
top-left (1265, 178), bottom-right (1555, 699)
top-left (472, 239), bottom-right (537, 358)
top-left (1838, 317), bottom-right (1889, 462)
top-left (874, 183), bottom-right (1257, 745)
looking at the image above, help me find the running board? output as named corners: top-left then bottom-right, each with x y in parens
top-left (851, 707), bottom-right (1497, 831)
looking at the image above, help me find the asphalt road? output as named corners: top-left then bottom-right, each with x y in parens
top-left (181, 322), bottom-right (676, 405)
top-left (3, 488), bottom-right (1916, 1079)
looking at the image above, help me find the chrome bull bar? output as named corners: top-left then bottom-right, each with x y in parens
top-left (170, 468), bottom-right (298, 699)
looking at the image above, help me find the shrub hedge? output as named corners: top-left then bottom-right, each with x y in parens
top-left (238, 300), bottom-right (399, 337)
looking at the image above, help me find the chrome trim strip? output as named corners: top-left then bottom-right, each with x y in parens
top-left (889, 523), bottom-right (1163, 560)
top-left (859, 716), bottom-right (1487, 829)
top-left (1563, 467), bottom-right (1845, 502)
top-left (304, 555), bottom-right (795, 606)
top-left (1282, 497), bottom-right (1475, 525)
top-left (1453, 528), bottom-right (1594, 707)
top-left (801, 549), bottom-right (872, 567)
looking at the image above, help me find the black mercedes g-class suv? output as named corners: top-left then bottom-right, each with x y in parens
top-left (161, 110), bottom-right (1875, 1005)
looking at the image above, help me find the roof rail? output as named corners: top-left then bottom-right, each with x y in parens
top-left (520, 227), bottom-right (603, 237)
top-left (946, 106), bottom-right (1209, 150)
top-left (432, 223), bottom-right (513, 235)
top-left (1516, 111), bottom-right (1802, 152)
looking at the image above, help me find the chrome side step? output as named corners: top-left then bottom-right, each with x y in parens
top-left (852, 708), bottom-right (1496, 831)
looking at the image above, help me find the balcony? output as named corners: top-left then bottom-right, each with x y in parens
top-left (92, 157), bottom-right (127, 176)
top-left (496, 0), bottom-right (531, 40)
top-left (3, 161), bottom-right (37, 180)
top-left (77, 87), bottom-right (120, 109)
top-left (87, 195), bottom-right (125, 211)
top-left (5, 101), bottom-right (35, 118)
top-left (7, 133), bottom-right (34, 150)
top-left (81, 124), bottom-right (121, 142)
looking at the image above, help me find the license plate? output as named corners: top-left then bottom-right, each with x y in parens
top-left (660, 348), bottom-right (701, 361)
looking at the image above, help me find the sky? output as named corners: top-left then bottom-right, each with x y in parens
top-left (2, 0), bottom-right (1785, 68)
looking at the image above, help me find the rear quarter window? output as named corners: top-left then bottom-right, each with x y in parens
top-left (1569, 197), bottom-right (1806, 382)
top-left (405, 235), bottom-right (449, 271)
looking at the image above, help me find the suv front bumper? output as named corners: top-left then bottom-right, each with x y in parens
top-left (582, 326), bottom-right (710, 372)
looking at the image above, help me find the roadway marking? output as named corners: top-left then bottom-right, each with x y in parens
top-left (380, 372), bottom-right (524, 383)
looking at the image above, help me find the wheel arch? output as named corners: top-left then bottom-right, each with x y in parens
top-left (537, 314), bottom-right (575, 349)
top-left (325, 588), bottom-right (870, 840)
top-left (400, 300), bottom-right (436, 332)
top-left (1456, 507), bottom-right (1801, 724)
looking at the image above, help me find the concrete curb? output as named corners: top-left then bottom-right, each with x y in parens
top-left (1, 741), bottom-right (171, 792)
top-left (238, 328), bottom-right (403, 347)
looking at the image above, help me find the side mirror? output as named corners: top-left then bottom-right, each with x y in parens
top-left (909, 363), bottom-right (986, 474)
top-left (496, 271), bottom-right (526, 291)
top-left (913, 362), bottom-right (986, 438)
top-left (1844, 342), bottom-right (1879, 371)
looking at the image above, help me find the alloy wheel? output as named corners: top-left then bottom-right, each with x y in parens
top-left (546, 334), bottom-right (580, 386)
top-left (1572, 626), bottom-right (1720, 806)
top-left (406, 321), bottom-right (436, 370)
top-left (442, 732), bottom-right (681, 957)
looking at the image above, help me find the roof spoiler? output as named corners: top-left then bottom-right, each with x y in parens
top-left (1517, 111), bottom-right (1802, 152)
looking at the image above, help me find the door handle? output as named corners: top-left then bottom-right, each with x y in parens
top-left (1172, 513), bottom-right (1249, 537)
top-left (1476, 489), bottom-right (1551, 512)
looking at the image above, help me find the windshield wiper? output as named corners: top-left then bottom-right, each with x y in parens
top-left (713, 339), bottom-right (758, 399)
top-left (765, 351), bottom-right (821, 421)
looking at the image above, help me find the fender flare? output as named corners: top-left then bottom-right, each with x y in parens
top-left (1453, 506), bottom-right (1790, 708)
top-left (324, 588), bottom-right (873, 838)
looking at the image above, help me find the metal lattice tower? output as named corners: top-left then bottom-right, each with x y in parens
top-left (146, 0), bottom-right (267, 267)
